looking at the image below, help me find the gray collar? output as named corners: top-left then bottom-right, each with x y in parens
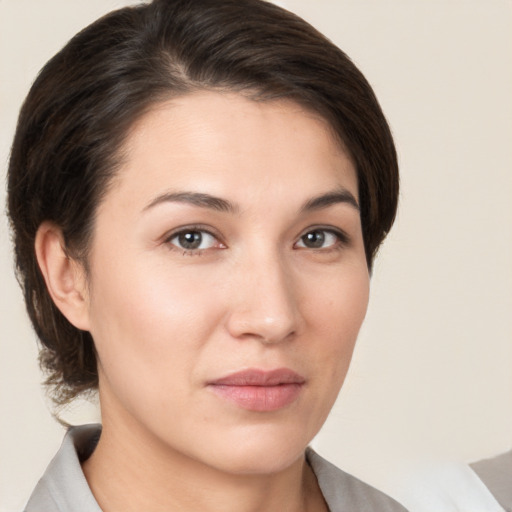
top-left (25, 424), bottom-right (102, 512)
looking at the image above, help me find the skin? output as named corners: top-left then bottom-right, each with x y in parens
top-left (37, 91), bottom-right (370, 512)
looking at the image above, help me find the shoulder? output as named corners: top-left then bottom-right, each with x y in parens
top-left (471, 449), bottom-right (512, 512)
top-left (306, 448), bottom-right (408, 512)
top-left (24, 424), bottom-right (102, 512)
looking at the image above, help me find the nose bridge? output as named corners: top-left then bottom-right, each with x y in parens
top-left (227, 243), bottom-right (299, 343)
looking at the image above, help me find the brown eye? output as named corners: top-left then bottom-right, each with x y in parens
top-left (168, 229), bottom-right (217, 251)
top-left (295, 229), bottom-right (342, 249)
top-left (301, 230), bottom-right (325, 248)
top-left (177, 231), bottom-right (202, 249)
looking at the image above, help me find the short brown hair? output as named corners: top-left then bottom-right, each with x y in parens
top-left (7, 0), bottom-right (398, 404)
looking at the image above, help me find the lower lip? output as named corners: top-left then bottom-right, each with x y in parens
top-left (208, 383), bottom-right (303, 412)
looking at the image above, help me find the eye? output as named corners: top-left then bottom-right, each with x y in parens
top-left (295, 228), bottom-right (346, 249)
top-left (167, 228), bottom-right (220, 252)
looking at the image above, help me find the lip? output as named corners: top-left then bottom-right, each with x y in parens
top-left (207, 368), bottom-right (305, 412)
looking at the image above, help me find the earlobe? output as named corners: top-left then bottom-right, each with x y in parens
top-left (34, 222), bottom-right (90, 331)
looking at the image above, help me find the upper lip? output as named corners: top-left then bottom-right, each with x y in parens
top-left (208, 368), bottom-right (306, 386)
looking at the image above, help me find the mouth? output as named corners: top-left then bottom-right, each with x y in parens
top-left (206, 368), bottom-right (306, 412)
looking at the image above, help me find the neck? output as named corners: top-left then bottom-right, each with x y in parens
top-left (82, 414), bottom-right (327, 512)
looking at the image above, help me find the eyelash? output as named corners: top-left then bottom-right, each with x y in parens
top-left (163, 225), bottom-right (349, 256)
top-left (295, 227), bottom-right (349, 251)
top-left (163, 225), bottom-right (224, 256)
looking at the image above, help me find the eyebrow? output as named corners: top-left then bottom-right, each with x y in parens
top-left (143, 191), bottom-right (237, 213)
top-left (143, 187), bottom-right (359, 214)
top-left (300, 188), bottom-right (360, 212)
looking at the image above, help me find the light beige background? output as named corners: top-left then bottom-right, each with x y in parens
top-left (1, 1), bottom-right (511, 511)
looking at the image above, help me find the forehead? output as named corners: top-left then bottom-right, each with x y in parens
top-left (108, 91), bottom-right (357, 210)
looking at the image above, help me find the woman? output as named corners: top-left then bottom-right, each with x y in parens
top-left (7, 0), bottom-right (405, 510)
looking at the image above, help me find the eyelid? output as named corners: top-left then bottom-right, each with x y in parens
top-left (162, 224), bottom-right (226, 250)
top-left (162, 223), bottom-right (219, 239)
top-left (294, 226), bottom-right (350, 249)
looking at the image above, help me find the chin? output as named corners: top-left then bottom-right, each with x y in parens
top-left (212, 448), bottom-right (306, 476)
top-left (195, 425), bottom-right (313, 476)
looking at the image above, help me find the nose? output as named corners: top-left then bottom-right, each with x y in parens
top-left (225, 251), bottom-right (301, 344)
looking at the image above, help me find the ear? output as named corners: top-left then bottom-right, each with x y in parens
top-left (34, 221), bottom-right (91, 331)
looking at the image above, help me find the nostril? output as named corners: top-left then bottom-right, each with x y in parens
top-left (258, 330), bottom-right (296, 345)
top-left (226, 309), bottom-right (299, 344)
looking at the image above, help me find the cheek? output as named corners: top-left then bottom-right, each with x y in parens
top-left (288, 265), bottom-right (369, 438)
top-left (86, 253), bottom-right (225, 398)
top-left (304, 267), bottom-right (370, 376)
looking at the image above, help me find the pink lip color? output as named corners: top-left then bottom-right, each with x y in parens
top-left (207, 368), bottom-right (305, 412)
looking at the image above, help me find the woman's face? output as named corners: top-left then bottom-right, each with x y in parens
top-left (83, 91), bottom-right (369, 474)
